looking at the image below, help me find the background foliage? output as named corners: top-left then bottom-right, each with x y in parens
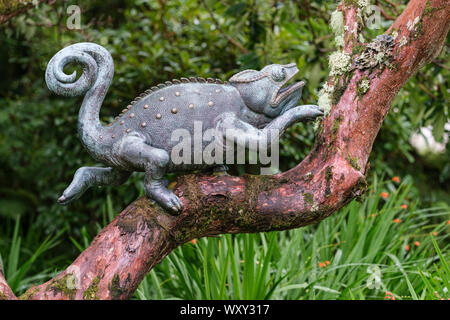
top-left (0, 0), bottom-right (448, 299)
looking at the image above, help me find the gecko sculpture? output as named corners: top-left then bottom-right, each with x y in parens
top-left (45, 42), bottom-right (323, 212)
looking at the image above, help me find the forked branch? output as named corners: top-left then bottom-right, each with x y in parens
top-left (1, 0), bottom-right (448, 300)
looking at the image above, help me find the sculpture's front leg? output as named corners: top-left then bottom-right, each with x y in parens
top-left (216, 106), bottom-right (323, 151)
top-left (265, 105), bottom-right (324, 132)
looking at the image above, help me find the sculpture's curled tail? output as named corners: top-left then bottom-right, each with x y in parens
top-left (45, 43), bottom-right (114, 162)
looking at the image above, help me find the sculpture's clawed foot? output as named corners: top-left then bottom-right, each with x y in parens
top-left (146, 180), bottom-right (184, 213)
top-left (299, 105), bottom-right (324, 121)
top-left (57, 168), bottom-right (89, 205)
top-left (58, 189), bottom-right (82, 205)
top-left (57, 167), bottom-right (131, 206)
top-left (58, 179), bottom-right (89, 205)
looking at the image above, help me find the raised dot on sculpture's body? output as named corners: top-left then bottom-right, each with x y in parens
top-left (175, 92), bottom-right (180, 96)
top-left (129, 113), bottom-right (135, 118)
top-left (171, 108), bottom-right (178, 114)
top-left (188, 103), bottom-right (194, 109)
top-left (141, 122), bottom-right (147, 128)
top-left (126, 128), bottom-right (131, 133)
top-left (159, 97), bottom-right (164, 101)
top-left (120, 120), bottom-right (124, 125)
top-left (208, 101), bottom-right (214, 107)
top-left (156, 113), bottom-right (162, 119)
top-left (144, 104), bottom-right (149, 109)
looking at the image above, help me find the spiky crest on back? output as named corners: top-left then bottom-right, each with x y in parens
top-left (106, 77), bottom-right (229, 126)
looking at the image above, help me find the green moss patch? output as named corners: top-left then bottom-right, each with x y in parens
top-left (346, 153), bottom-right (361, 171)
top-left (83, 276), bottom-right (100, 300)
top-left (46, 274), bottom-right (77, 300)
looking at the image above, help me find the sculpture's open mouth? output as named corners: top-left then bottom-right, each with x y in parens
top-left (271, 66), bottom-right (305, 106)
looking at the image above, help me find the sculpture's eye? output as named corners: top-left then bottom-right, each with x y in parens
top-left (271, 67), bottom-right (286, 82)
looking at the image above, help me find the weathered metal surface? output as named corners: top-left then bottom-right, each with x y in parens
top-left (46, 43), bottom-right (322, 212)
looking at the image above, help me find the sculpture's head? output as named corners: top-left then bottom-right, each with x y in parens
top-left (229, 63), bottom-right (304, 118)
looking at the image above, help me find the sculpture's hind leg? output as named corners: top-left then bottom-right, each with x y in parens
top-left (58, 167), bottom-right (131, 205)
top-left (117, 135), bottom-right (183, 213)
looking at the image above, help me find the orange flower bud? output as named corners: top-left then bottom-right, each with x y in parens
top-left (384, 291), bottom-right (395, 300)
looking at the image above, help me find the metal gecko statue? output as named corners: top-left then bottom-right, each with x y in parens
top-left (45, 43), bottom-right (323, 212)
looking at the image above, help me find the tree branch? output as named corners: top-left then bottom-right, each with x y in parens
top-left (8, 0), bottom-right (450, 300)
top-left (377, 1), bottom-right (397, 21)
top-left (0, 263), bottom-right (17, 300)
